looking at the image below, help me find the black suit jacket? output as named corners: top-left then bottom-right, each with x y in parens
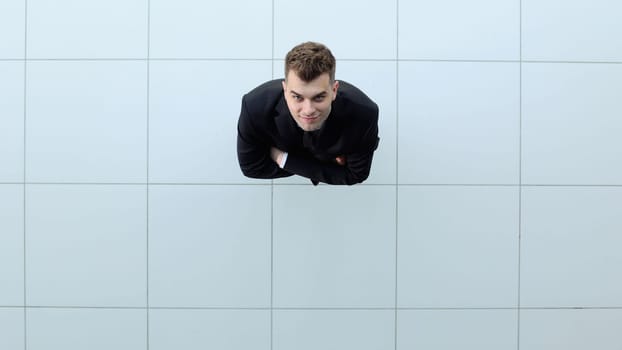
top-left (237, 79), bottom-right (379, 185)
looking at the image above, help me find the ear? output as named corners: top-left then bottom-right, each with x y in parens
top-left (332, 80), bottom-right (340, 100)
top-left (282, 80), bottom-right (287, 92)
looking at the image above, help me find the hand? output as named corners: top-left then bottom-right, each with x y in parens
top-left (270, 147), bottom-right (285, 165)
top-left (335, 155), bottom-right (346, 166)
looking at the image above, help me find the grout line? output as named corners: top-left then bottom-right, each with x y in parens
top-left (3, 58), bottom-right (622, 64)
top-left (270, 182), bottom-right (274, 350)
top-left (7, 305), bottom-right (622, 311)
top-left (3, 182), bottom-right (622, 187)
top-left (270, 2), bottom-right (275, 350)
top-left (517, 0), bottom-right (523, 349)
top-left (19, 306), bottom-right (275, 310)
top-left (271, 0), bottom-right (275, 62)
top-left (521, 60), bottom-right (622, 65)
top-left (394, 1), bottom-right (400, 349)
top-left (146, 0), bottom-right (151, 349)
top-left (10, 182), bottom-right (276, 186)
top-left (23, 1), bottom-right (28, 349)
top-left (395, 306), bottom-right (622, 311)
top-left (9, 58), bottom-right (273, 61)
top-left (396, 59), bottom-right (622, 64)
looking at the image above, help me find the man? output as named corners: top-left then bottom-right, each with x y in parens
top-left (237, 42), bottom-right (379, 185)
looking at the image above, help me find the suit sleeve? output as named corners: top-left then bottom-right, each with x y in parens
top-left (237, 98), bottom-right (292, 179)
top-left (283, 122), bottom-right (379, 185)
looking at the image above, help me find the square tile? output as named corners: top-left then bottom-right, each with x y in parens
top-left (273, 185), bottom-right (396, 308)
top-left (272, 60), bottom-right (397, 185)
top-left (520, 309), bottom-right (622, 350)
top-left (150, 0), bottom-right (271, 59)
top-left (0, 185), bottom-right (24, 306)
top-left (0, 0), bottom-right (25, 58)
top-left (274, 0), bottom-right (396, 59)
top-left (522, 0), bottom-right (622, 61)
top-left (398, 62), bottom-right (520, 184)
top-left (26, 61), bottom-right (147, 183)
top-left (274, 310), bottom-right (394, 350)
top-left (398, 186), bottom-right (519, 308)
top-left (397, 310), bottom-right (517, 350)
top-left (399, 0), bottom-right (519, 60)
top-left (0, 308), bottom-right (24, 350)
top-left (149, 309), bottom-right (270, 350)
top-left (27, 0), bottom-right (147, 58)
top-left (26, 185), bottom-right (147, 307)
top-left (27, 308), bottom-right (146, 350)
top-left (149, 60), bottom-right (271, 184)
top-left (148, 185), bottom-right (271, 307)
top-left (521, 187), bottom-right (622, 307)
top-left (0, 61), bottom-right (24, 182)
top-left (522, 63), bottom-right (622, 185)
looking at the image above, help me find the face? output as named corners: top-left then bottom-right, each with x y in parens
top-left (282, 71), bottom-right (339, 132)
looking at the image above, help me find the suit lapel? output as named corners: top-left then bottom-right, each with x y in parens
top-left (274, 96), bottom-right (302, 149)
top-left (314, 97), bottom-right (343, 151)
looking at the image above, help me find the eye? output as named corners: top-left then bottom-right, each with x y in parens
top-left (292, 95), bottom-right (303, 101)
top-left (313, 96), bottom-right (326, 102)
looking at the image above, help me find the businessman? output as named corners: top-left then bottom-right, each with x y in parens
top-left (237, 42), bottom-right (379, 185)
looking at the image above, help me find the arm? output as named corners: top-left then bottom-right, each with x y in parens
top-left (280, 123), bottom-right (379, 185)
top-left (283, 147), bottom-right (377, 185)
top-left (237, 98), bottom-right (292, 179)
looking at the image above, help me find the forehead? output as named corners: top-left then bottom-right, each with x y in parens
top-left (285, 71), bottom-right (331, 95)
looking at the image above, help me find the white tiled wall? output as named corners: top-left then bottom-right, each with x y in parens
top-left (26, 0), bottom-right (148, 59)
top-left (25, 61), bottom-right (148, 183)
top-left (148, 185), bottom-right (271, 308)
top-left (397, 186), bottom-right (519, 309)
top-left (398, 0), bottom-right (520, 60)
top-left (397, 309), bottom-right (518, 350)
top-left (25, 185), bottom-right (147, 307)
top-left (0, 185), bottom-right (24, 306)
top-left (398, 61), bottom-right (520, 184)
top-left (1, 1), bottom-right (621, 349)
top-left (26, 308), bottom-right (147, 350)
top-left (0, 62), bottom-right (24, 182)
top-left (0, 0), bottom-right (25, 59)
top-left (273, 310), bottom-right (395, 350)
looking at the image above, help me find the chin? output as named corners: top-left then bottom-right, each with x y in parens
top-left (295, 120), bottom-right (320, 132)
top-left (303, 124), bottom-right (322, 132)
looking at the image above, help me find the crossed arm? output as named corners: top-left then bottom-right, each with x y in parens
top-left (270, 147), bottom-right (345, 168)
top-left (237, 122), bottom-right (377, 186)
top-left (237, 131), bottom-right (375, 185)
top-left (267, 146), bottom-right (373, 185)
top-left (237, 96), bottom-right (378, 185)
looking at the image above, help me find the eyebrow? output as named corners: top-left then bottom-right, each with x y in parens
top-left (290, 90), bottom-right (327, 98)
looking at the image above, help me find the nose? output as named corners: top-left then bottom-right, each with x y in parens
top-left (301, 100), bottom-right (315, 116)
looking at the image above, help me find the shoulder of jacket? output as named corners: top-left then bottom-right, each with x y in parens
top-left (337, 80), bottom-right (379, 122)
top-left (243, 79), bottom-right (283, 106)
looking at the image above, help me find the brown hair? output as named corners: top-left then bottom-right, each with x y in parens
top-left (284, 42), bottom-right (336, 82)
